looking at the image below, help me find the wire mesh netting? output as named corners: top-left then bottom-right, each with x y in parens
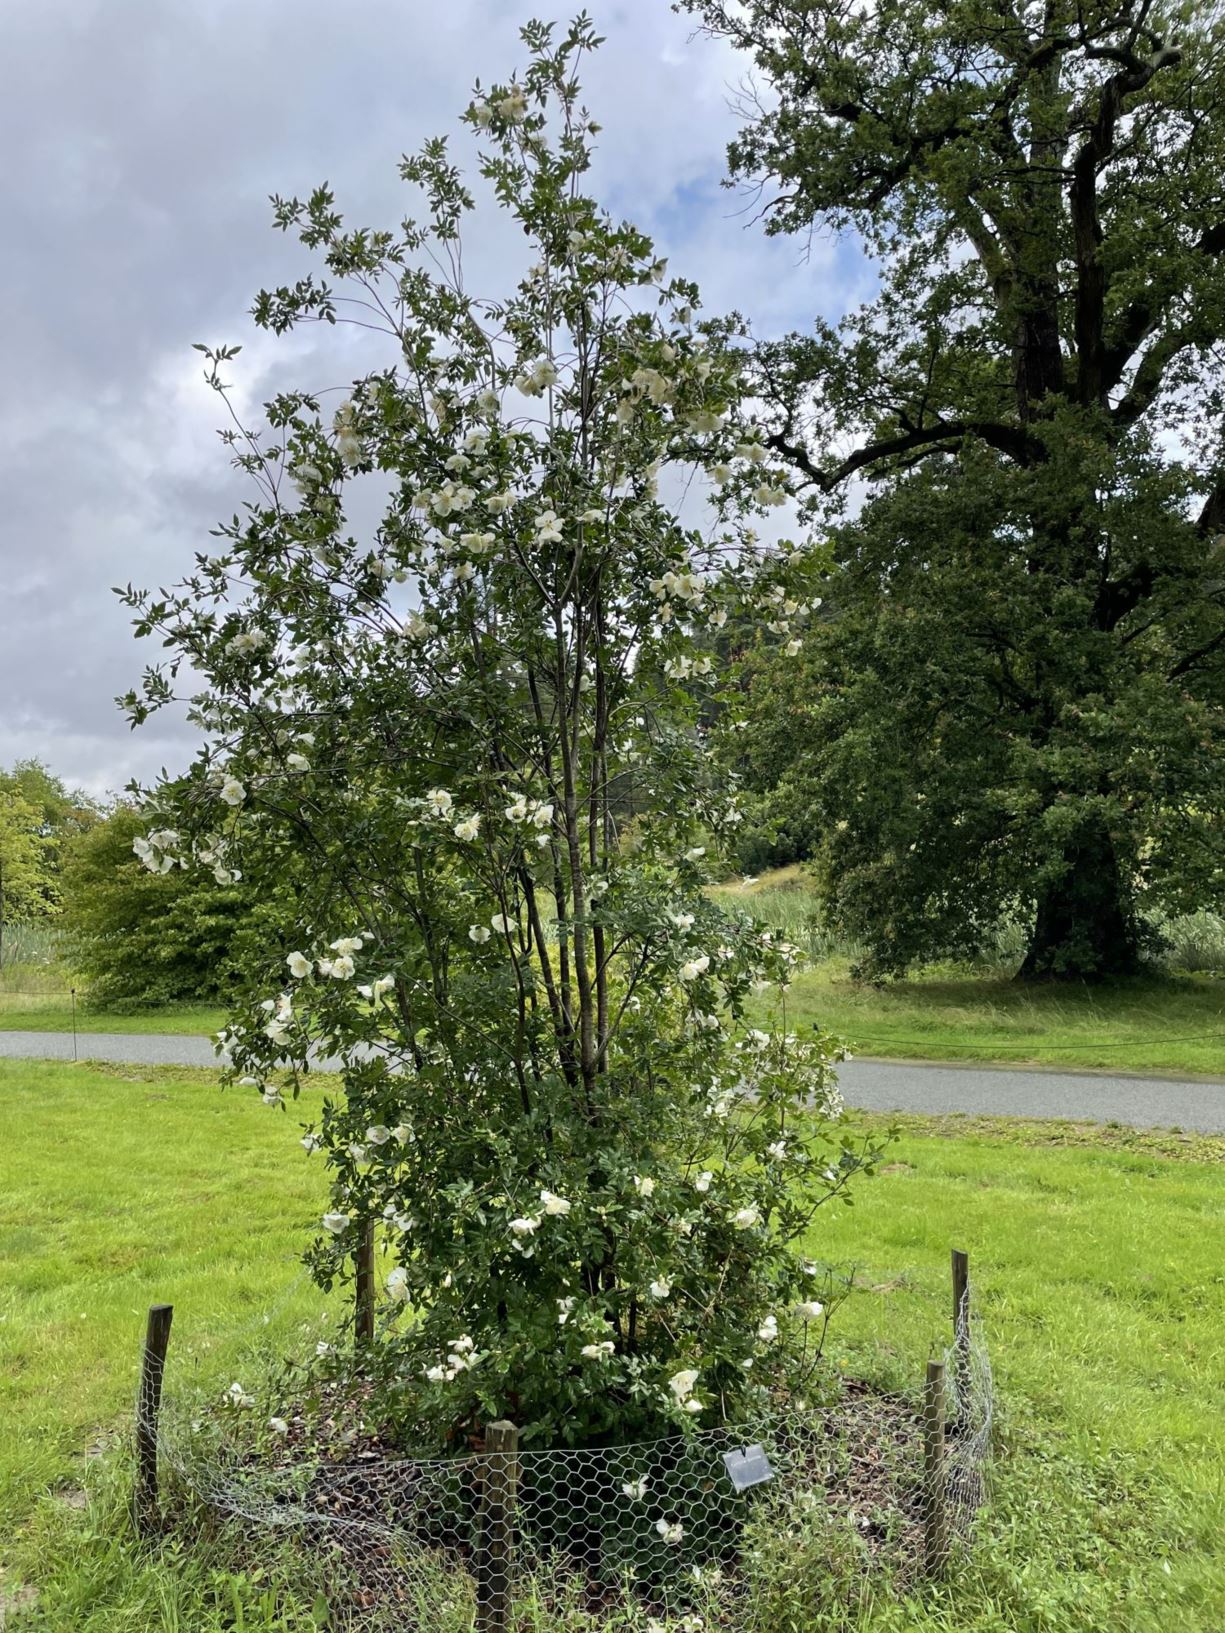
top-left (144, 1278), bottom-right (992, 1631)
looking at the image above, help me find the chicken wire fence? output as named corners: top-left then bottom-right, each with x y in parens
top-left (139, 1273), bottom-right (992, 1631)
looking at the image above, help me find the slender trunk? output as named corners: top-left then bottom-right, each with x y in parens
top-left (1018, 817), bottom-right (1141, 981)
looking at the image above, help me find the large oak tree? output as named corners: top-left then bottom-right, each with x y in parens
top-left (687, 0), bottom-right (1225, 977)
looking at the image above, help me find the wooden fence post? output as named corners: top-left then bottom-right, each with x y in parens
top-left (134, 1303), bottom-right (173, 1534)
top-left (476, 1420), bottom-right (519, 1633)
top-left (355, 1220), bottom-right (375, 1349)
top-left (951, 1247), bottom-right (971, 1433)
top-left (923, 1358), bottom-right (949, 1574)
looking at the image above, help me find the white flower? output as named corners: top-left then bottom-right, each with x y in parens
top-left (581, 1341), bottom-right (615, 1360)
top-left (224, 1381), bottom-right (255, 1409)
top-left (668, 911), bottom-right (695, 929)
top-left (426, 788), bottom-right (454, 817)
top-left (766, 1140), bottom-right (788, 1162)
top-left (496, 88), bottom-right (527, 122)
top-left (784, 638), bottom-right (803, 657)
top-left (682, 1399), bottom-right (703, 1415)
top-left (656, 1520), bottom-right (685, 1544)
top-left (534, 510), bottom-right (564, 544)
top-left (300, 1133), bottom-right (322, 1153)
top-left (633, 1175), bottom-right (655, 1198)
top-left (649, 1278), bottom-right (671, 1299)
top-left (329, 954), bottom-right (355, 981)
top-left (687, 408), bottom-right (723, 434)
top-left (392, 1124), bottom-right (412, 1143)
top-left (371, 974), bottom-right (395, 998)
top-left (471, 99), bottom-right (492, 127)
top-left (348, 1144), bottom-right (369, 1164)
top-left (453, 815), bottom-right (481, 842)
top-left (732, 1205), bottom-right (762, 1230)
top-left (262, 1089), bottom-right (282, 1107)
top-left (460, 529), bottom-right (495, 554)
top-left (322, 1212), bottom-right (351, 1235)
top-left (402, 611), bottom-right (434, 641)
top-left (757, 1314), bottom-right (779, 1343)
top-left (469, 925), bottom-right (492, 943)
top-left (490, 913), bottom-right (513, 934)
top-left (336, 426), bottom-right (363, 467)
top-left (622, 1475), bottom-right (649, 1501)
top-left (556, 1296), bottom-right (576, 1325)
top-left (795, 1300), bottom-right (825, 1321)
top-left (268, 1416), bottom-right (289, 1435)
top-left (486, 491), bottom-right (515, 514)
top-left (508, 1216), bottom-right (541, 1237)
top-left (286, 951), bottom-right (311, 979)
top-left (227, 629), bottom-right (269, 657)
top-left (220, 776), bottom-right (246, 807)
top-left (668, 1368), bottom-right (699, 1403)
top-left (366, 1125), bottom-right (391, 1146)
top-left (678, 957), bottom-right (710, 982)
top-left (693, 1171), bottom-right (713, 1193)
top-left (540, 1190), bottom-right (572, 1216)
top-left (424, 1364), bottom-right (447, 1383)
top-left (386, 1266), bottom-right (410, 1303)
top-left (685, 847), bottom-right (706, 861)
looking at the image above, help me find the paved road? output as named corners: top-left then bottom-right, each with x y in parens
top-left (3, 1029), bottom-right (1224, 1132)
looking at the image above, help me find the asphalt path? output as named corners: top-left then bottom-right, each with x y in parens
top-left (2, 1030), bottom-right (1223, 1132)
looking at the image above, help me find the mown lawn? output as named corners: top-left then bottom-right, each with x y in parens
top-left (710, 868), bottom-right (1225, 1076)
top-left (1, 1061), bottom-right (1221, 1630)
top-left (780, 965), bottom-right (1225, 1077)
top-left (0, 994), bottom-right (227, 1034)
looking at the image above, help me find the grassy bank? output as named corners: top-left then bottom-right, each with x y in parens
top-left (780, 965), bottom-right (1225, 1076)
top-left (713, 869), bottom-right (1225, 1076)
top-left (1, 1063), bottom-right (1221, 1629)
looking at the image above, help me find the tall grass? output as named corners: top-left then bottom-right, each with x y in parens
top-left (0, 922), bottom-right (73, 997)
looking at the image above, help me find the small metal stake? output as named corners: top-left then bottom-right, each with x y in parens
top-left (134, 1303), bottom-right (173, 1534)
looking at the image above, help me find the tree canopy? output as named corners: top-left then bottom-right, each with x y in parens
top-left (60, 802), bottom-right (268, 1008)
top-left (687, 0), bottom-right (1225, 977)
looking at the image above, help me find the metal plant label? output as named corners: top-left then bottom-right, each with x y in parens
top-left (722, 1443), bottom-right (774, 1493)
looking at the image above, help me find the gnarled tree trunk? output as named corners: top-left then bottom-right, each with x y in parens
top-left (1018, 818), bottom-right (1141, 981)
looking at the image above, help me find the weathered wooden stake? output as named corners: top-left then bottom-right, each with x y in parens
top-left (355, 1220), bottom-right (375, 1349)
top-left (476, 1420), bottom-right (519, 1633)
top-left (134, 1303), bottom-right (173, 1534)
top-left (923, 1358), bottom-right (950, 1574)
top-left (951, 1247), bottom-right (971, 1432)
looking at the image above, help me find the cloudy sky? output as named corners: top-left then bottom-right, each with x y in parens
top-left (1, 0), bottom-right (866, 797)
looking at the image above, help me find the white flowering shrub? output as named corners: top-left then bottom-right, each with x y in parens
top-left (121, 16), bottom-right (884, 1451)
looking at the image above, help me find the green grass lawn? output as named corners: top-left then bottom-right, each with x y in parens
top-left (779, 964), bottom-right (1225, 1077)
top-left (1, 1062), bottom-right (1222, 1630)
top-left (0, 994), bottom-right (227, 1034)
top-left (710, 868), bottom-right (1225, 1076)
